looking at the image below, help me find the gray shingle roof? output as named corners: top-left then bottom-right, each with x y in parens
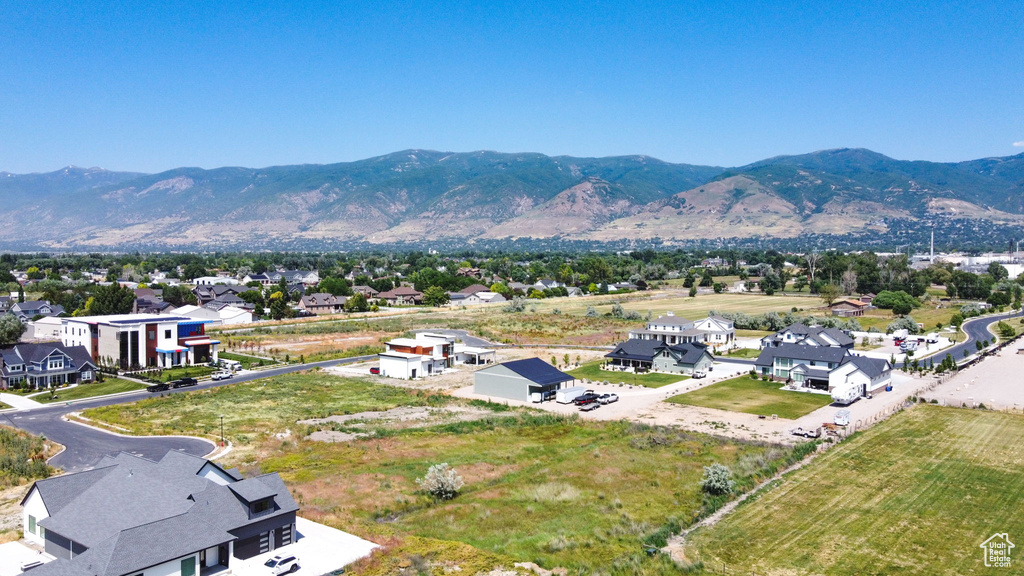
top-left (755, 343), bottom-right (849, 367)
top-left (29, 450), bottom-right (298, 576)
top-left (842, 355), bottom-right (891, 378)
top-left (605, 339), bottom-right (664, 362)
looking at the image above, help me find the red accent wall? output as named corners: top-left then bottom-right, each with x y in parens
top-left (145, 323), bottom-right (158, 367)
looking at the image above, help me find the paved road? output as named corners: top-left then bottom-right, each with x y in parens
top-left (411, 328), bottom-right (498, 348)
top-left (946, 310), bottom-right (1023, 362)
top-left (4, 355), bottom-right (375, 472)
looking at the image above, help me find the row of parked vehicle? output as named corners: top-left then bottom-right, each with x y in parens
top-left (146, 377), bottom-right (199, 392)
top-left (574, 390), bottom-right (619, 411)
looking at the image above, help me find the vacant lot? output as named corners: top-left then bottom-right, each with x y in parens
top-left (568, 361), bottom-right (689, 388)
top-left (83, 371), bottom-right (448, 448)
top-left (686, 406), bottom-right (1024, 575)
top-left (38, 378), bottom-right (147, 404)
top-left (667, 375), bottom-right (833, 419)
top-left (529, 292), bottom-right (818, 319)
top-left (82, 372), bottom-right (806, 573)
top-left (0, 426), bottom-right (52, 486)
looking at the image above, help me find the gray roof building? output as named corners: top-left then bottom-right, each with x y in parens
top-left (22, 451), bottom-right (299, 576)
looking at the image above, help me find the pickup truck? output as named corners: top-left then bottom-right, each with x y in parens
top-left (573, 392), bottom-right (601, 406)
top-left (147, 383), bottom-right (170, 393)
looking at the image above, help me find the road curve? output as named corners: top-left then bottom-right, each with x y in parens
top-left (933, 309), bottom-right (1023, 365)
top-left (5, 355), bottom-right (375, 472)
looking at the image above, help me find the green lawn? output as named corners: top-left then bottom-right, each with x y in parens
top-left (686, 406), bottom-right (1024, 575)
top-left (218, 351), bottom-right (274, 365)
top-left (149, 365), bottom-right (217, 382)
top-left (37, 378), bottom-right (148, 404)
top-left (0, 402), bottom-right (10, 410)
top-left (567, 360), bottom-right (689, 388)
top-left (718, 347), bottom-right (761, 359)
top-left (667, 374), bottom-right (833, 419)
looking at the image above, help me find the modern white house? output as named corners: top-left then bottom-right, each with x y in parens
top-left (62, 314), bottom-right (219, 370)
top-left (760, 323), bottom-right (854, 349)
top-left (756, 343), bottom-right (892, 396)
top-left (377, 333), bottom-right (455, 379)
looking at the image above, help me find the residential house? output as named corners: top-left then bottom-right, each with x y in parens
top-left (760, 323), bottom-right (854, 349)
top-left (204, 304), bottom-right (255, 325)
top-left (241, 273), bottom-right (272, 286)
top-left (378, 287), bottom-right (423, 306)
top-left (507, 282), bottom-right (531, 294)
top-left (604, 339), bottom-right (713, 375)
top-left (821, 355), bottom-right (893, 396)
top-left (458, 284), bottom-right (491, 295)
top-left (859, 293), bottom-right (877, 304)
top-left (192, 276), bottom-right (239, 286)
top-left (448, 291), bottom-right (506, 306)
top-left (21, 451), bottom-right (300, 576)
top-left (267, 270), bottom-right (320, 287)
top-left (533, 278), bottom-right (564, 290)
top-left (9, 301), bottom-right (65, 322)
top-left (62, 314), bottom-right (219, 369)
top-left (377, 333), bottom-right (455, 379)
top-left (0, 296), bottom-right (12, 312)
top-left (298, 293), bottom-right (347, 315)
top-left (193, 284), bottom-right (248, 306)
top-left (352, 285), bottom-right (379, 298)
top-left (0, 342), bottom-right (96, 390)
top-left (27, 316), bottom-right (65, 340)
top-left (829, 299), bottom-right (869, 317)
top-left (628, 312), bottom-right (735, 345)
top-left (754, 343), bottom-right (849, 381)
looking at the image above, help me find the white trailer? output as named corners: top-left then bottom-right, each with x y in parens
top-left (831, 383), bottom-right (860, 406)
top-left (556, 385), bottom-right (587, 404)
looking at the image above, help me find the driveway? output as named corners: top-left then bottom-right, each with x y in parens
top-left (3, 356), bottom-right (376, 472)
top-left (232, 517), bottom-right (377, 576)
top-left (0, 542), bottom-right (51, 576)
top-left (0, 393), bottom-right (42, 410)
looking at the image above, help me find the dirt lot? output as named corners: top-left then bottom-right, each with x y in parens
top-left (299, 405), bottom-right (497, 442)
top-left (925, 346), bottom-right (1024, 410)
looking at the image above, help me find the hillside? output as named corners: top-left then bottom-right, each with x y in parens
top-left (1, 149), bottom-right (1023, 249)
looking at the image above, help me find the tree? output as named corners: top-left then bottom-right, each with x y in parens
top-left (792, 276), bottom-right (808, 292)
top-left (317, 277), bottom-right (352, 296)
top-left (0, 315), bottom-right (26, 346)
top-left (26, 266), bottom-right (44, 280)
top-left (700, 463), bottom-right (735, 496)
top-left (87, 283), bottom-right (136, 315)
top-left (689, 285), bottom-right (697, 297)
top-left (181, 262), bottom-right (207, 281)
top-left (840, 267), bottom-right (858, 295)
top-left (988, 262), bottom-right (1009, 282)
top-left (160, 284), bottom-right (197, 307)
top-left (416, 463), bottom-right (464, 500)
top-left (344, 292), bottom-right (369, 312)
top-left (819, 284), bottom-right (842, 306)
top-left (805, 250), bottom-right (821, 288)
top-left (268, 291), bottom-right (292, 320)
top-left (422, 286), bottom-right (450, 307)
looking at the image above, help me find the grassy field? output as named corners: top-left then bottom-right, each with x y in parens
top-left (0, 426), bottom-right (52, 486)
top-left (667, 374), bottom-right (833, 419)
top-left (568, 361), bottom-right (690, 388)
top-left (149, 365), bottom-right (218, 382)
top-left (37, 378), bottom-right (147, 404)
top-left (82, 372), bottom-right (809, 573)
top-left (261, 416), bottom-right (802, 572)
top-left (527, 292), bottom-right (819, 319)
top-left (855, 304), bottom-right (957, 332)
top-left (686, 406), bottom-right (1024, 575)
top-left (218, 351), bottom-right (274, 366)
top-left (82, 371), bottom-right (447, 445)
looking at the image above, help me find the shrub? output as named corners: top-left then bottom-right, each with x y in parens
top-left (585, 306), bottom-right (598, 317)
top-left (416, 463), bottom-right (465, 500)
top-left (700, 463), bottom-right (735, 496)
top-left (502, 297), bottom-right (526, 313)
top-left (886, 316), bottom-right (920, 334)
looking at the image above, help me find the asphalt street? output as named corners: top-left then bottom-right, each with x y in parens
top-left (4, 355), bottom-right (375, 472)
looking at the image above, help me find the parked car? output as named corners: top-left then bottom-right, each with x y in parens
top-left (265, 554), bottom-right (300, 575)
top-left (146, 383), bottom-right (169, 393)
top-left (211, 371), bottom-right (232, 381)
top-left (579, 402), bottom-right (600, 412)
top-left (692, 371), bottom-right (707, 379)
top-left (599, 393), bottom-right (619, 404)
top-left (573, 393), bottom-right (601, 405)
top-left (369, 367), bottom-right (380, 375)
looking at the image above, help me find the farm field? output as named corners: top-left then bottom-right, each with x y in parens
top-left (667, 374), bottom-right (833, 419)
top-left (685, 406), bottom-right (1024, 576)
top-left (568, 360), bottom-right (690, 388)
top-left (37, 378), bottom-right (147, 403)
top-left (82, 372), bottom-right (809, 574)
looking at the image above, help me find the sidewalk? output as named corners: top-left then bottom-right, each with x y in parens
top-left (0, 392), bottom-right (42, 410)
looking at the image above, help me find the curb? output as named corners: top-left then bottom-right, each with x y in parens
top-left (62, 414), bottom-right (217, 452)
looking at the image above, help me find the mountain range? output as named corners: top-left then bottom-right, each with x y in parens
top-left (2, 148), bottom-right (1023, 250)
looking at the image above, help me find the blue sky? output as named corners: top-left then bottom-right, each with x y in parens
top-left (1, 1), bottom-right (1022, 173)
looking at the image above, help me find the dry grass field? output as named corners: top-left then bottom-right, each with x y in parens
top-left (685, 406), bottom-right (1024, 575)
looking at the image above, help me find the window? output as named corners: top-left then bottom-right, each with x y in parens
top-left (165, 329), bottom-right (172, 339)
top-left (252, 499), bottom-right (271, 514)
top-left (148, 331), bottom-right (155, 340)
top-left (48, 358), bottom-right (63, 370)
top-left (28, 515), bottom-right (35, 534)
top-left (181, 556), bottom-right (196, 576)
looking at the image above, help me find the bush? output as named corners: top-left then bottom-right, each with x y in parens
top-left (585, 306), bottom-right (598, 317)
top-left (502, 297), bottom-right (526, 313)
top-left (886, 316), bottom-right (920, 334)
top-left (700, 463), bottom-right (735, 496)
top-left (416, 463), bottom-right (465, 500)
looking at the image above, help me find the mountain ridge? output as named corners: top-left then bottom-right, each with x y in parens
top-left (2, 148), bottom-right (1022, 249)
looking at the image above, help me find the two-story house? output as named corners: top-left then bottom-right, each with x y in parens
top-left (760, 323), bottom-right (854, 349)
top-left (628, 312), bottom-right (736, 346)
top-left (378, 332), bottom-right (455, 379)
top-left (0, 343), bottom-right (96, 390)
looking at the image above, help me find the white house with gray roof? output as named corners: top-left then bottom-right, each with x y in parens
top-left (628, 312), bottom-right (735, 346)
top-left (21, 451), bottom-right (300, 576)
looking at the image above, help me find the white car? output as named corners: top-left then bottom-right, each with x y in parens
top-left (265, 554), bottom-right (300, 575)
top-left (211, 371), bottom-right (233, 381)
top-left (599, 393), bottom-right (619, 404)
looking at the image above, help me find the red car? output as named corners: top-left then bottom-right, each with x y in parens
top-left (370, 367), bottom-right (380, 375)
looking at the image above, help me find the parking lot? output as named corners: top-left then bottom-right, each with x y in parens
top-left (926, 347), bottom-right (1024, 410)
